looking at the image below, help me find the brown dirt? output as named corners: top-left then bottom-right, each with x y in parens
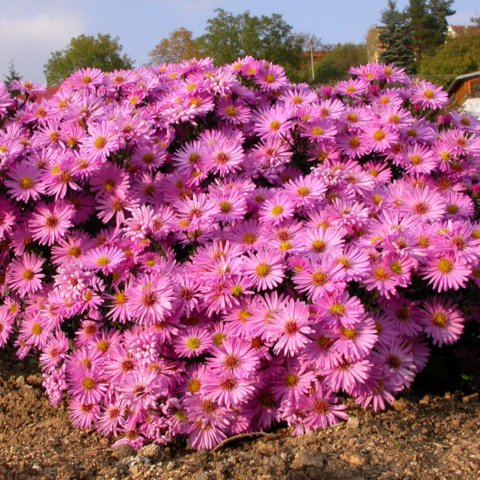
top-left (0, 350), bottom-right (479, 480)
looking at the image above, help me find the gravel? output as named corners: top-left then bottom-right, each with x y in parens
top-left (0, 350), bottom-right (479, 480)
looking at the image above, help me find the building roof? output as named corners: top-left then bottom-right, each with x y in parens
top-left (447, 72), bottom-right (480, 96)
top-left (448, 25), bottom-right (480, 36)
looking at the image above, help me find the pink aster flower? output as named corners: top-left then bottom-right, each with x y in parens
top-left (29, 201), bottom-right (75, 246)
top-left (258, 193), bottom-right (295, 226)
top-left (173, 327), bottom-right (212, 358)
top-left (5, 161), bottom-right (46, 202)
top-left (410, 80), bottom-right (448, 110)
top-left (80, 121), bottom-right (119, 162)
top-left (69, 399), bottom-right (100, 430)
top-left (203, 372), bottom-right (255, 407)
top-left (361, 124), bottom-right (398, 153)
top-left (119, 367), bottom-right (164, 409)
top-left (127, 273), bottom-right (174, 326)
top-left (69, 369), bottom-right (108, 404)
top-left (7, 253), bottom-right (45, 295)
top-left (293, 259), bottom-right (345, 301)
top-left (401, 144), bottom-right (436, 175)
top-left (299, 384), bottom-right (348, 431)
top-left (270, 299), bottom-right (313, 356)
top-left (419, 297), bottom-right (464, 346)
top-left (51, 231), bottom-right (94, 266)
top-left (333, 316), bottom-right (378, 361)
top-left (207, 338), bottom-right (259, 378)
top-left (301, 227), bottom-right (344, 257)
top-left (254, 104), bottom-right (294, 140)
top-left (0, 306), bottom-right (14, 347)
top-left (401, 186), bottom-right (446, 222)
top-left (242, 248), bottom-right (285, 291)
top-left (83, 246), bottom-right (125, 274)
top-left (421, 254), bottom-right (470, 292)
top-left (324, 358), bottom-right (372, 393)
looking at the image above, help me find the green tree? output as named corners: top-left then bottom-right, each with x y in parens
top-left (426, 0), bottom-right (456, 47)
top-left (4, 60), bottom-right (22, 90)
top-left (196, 9), bottom-right (304, 74)
top-left (44, 34), bottom-right (134, 86)
top-left (315, 43), bottom-right (367, 85)
top-left (471, 15), bottom-right (480, 26)
top-left (148, 28), bottom-right (199, 65)
top-left (379, 0), bottom-right (416, 73)
top-left (407, 0), bottom-right (455, 62)
top-left (418, 31), bottom-right (480, 87)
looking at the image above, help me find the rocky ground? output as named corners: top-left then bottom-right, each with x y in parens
top-left (0, 350), bottom-right (479, 480)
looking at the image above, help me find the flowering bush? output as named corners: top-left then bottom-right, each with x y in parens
top-left (0, 59), bottom-right (479, 450)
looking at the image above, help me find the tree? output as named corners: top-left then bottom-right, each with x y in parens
top-left (471, 15), bottom-right (480, 26)
top-left (407, 0), bottom-right (455, 62)
top-left (44, 34), bottom-right (134, 86)
top-left (148, 28), bottom-right (199, 65)
top-left (418, 31), bottom-right (480, 87)
top-left (426, 0), bottom-right (456, 47)
top-left (196, 9), bottom-right (304, 74)
top-left (379, 0), bottom-right (416, 73)
top-left (315, 43), bottom-right (367, 84)
top-left (4, 60), bottom-right (22, 90)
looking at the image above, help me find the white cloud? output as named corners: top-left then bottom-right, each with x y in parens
top-left (0, 13), bottom-right (84, 84)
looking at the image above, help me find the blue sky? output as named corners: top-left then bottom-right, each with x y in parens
top-left (0, 0), bottom-right (478, 83)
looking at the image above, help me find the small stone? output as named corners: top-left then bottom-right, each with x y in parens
top-left (292, 448), bottom-right (327, 469)
top-left (15, 376), bottom-right (25, 387)
top-left (112, 444), bottom-right (136, 459)
top-left (462, 393), bottom-right (479, 403)
top-left (139, 443), bottom-right (162, 460)
top-left (419, 395), bottom-right (431, 405)
top-left (26, 374), bottom-right (43, 386)
top-left (129, 464), bottom-right (141, 477)
top-left (346, 415), bottom-right (360, 429)
top-left (31, 464), bottom-right (41, 471)
top-left (341, 453), bottom-right (367, 466)
top-left (193, 470), bottom-right (209, 480)
top-left (392, 399), bottom-right (407, 411)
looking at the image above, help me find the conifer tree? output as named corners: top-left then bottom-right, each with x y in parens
top-left (406, 0), bottom-right (455, 61)
top-left (4, 60), bottom-right (22, 90)
top-left (379, 0), bottom-right (416, 73)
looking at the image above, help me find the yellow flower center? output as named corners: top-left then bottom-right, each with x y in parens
top-left (96, 256), bottom-right (110, 267)
top-left (373, 130), bottom-right (386, 141)
top-left (311, 271), bottom-right (328, 286)
top-left (256, 263), bottom-right (271, 277)
top-left (22, 270), bottom-right (34, 280)
top-left (437, 259), bottom-right (453, 274)
top-left (82, 377), bottom-right (96, 390)
top-left (271, 205), bottom-right (284, 217)
top-left (20, 177), bottom-right (34, 189)
top-left (186, 337), bottom-right (201, 351)
top-left (432, 312), bottom-right (448, 327)
top-left (94, 136), bottom-right (107, 149)
top-left (270, 121), bottom-right (281, 131)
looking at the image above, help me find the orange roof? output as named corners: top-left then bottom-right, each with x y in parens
top-left (449, 25), bottom-right (480, 35)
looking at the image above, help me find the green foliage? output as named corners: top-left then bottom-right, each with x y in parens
top-left (379, 0), bottom-right (416, 73)
top-left (314, 43), bottom-right (367, 85)
top-left (148, 28), bottom-right (199, 65)
top-left (43, 34), bottom-right (134, 87)
top-left (418, 31), bottom-right (480, 87)
top-left (4, 60), bottom-right (22, 90)
top-left (407, 0), bottom-right (455, 61)
top-left (196, 9), bottom-right (304, 74)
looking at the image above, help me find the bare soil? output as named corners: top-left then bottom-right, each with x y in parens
top-left (0, 350), bottom-right (479, 480)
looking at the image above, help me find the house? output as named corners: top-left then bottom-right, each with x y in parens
top-left (366, 24), bottom-right (480, 64)
top-left (447, 25), bottom-right (480, 38)
top-left (447, 72), bottom-right (480, 118)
